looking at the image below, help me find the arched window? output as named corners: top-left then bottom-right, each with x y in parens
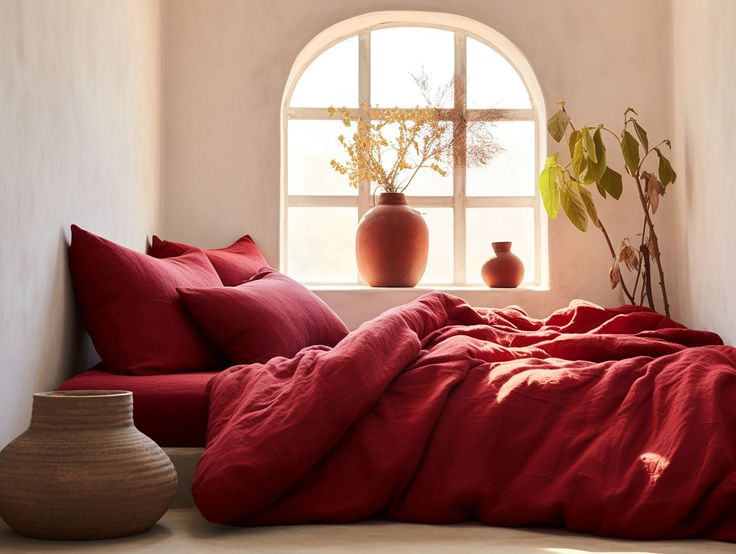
top-left (281, 12), bottom-right (546, 286)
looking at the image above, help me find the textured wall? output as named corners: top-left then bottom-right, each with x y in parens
top-left (0, 1), bottom-right (161, 447)
top-left (160, 0), bottom-right (673, 323)
top-left (664, 0), bottom-right (736, 344)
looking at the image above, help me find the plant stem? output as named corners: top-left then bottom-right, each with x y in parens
top-left (633, 175), bottom-right (671, 317)
top-left (631, 206), bottom-right (649, 302)
top-left (599, 220), bottom-right (636, 304)
top-left (640, 243), bottom-right (655, 309)
top-left (600, 126), bottom-right (621, 144)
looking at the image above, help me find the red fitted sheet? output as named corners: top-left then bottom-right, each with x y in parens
top-left (58, 369), bottom-right (217, 447)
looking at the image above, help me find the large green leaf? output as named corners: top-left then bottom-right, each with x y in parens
top-left (561, 179), bottom-right (588, 232)
top-left (598, 167), bottom-right (623, 199)
top-left (547, 109), bottom-right (570, 143)
top-left (582, 127), bottom-right (597, 163)
top-left (621, 130), bottom-right (640, 175)
top-left (588, 128), bottom-right (607, 182)
top-left (579, 186), bottom-right (601, 228)
top-left (539, 155), bottom-right (560, 219)
top-left (568, 129), bottom-right (581, 158)
top-left (578, 142), bottom-right (598, 185)
top-left (633, 120), bottom-right (649, 152)
top-left (655, 148), bottom-right (677, 186)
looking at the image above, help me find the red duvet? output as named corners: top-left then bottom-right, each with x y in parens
top-left (192, 293), bottom-right (736, 541)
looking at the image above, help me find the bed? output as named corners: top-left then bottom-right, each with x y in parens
top-left (62, 226), bottom-right (736, 542)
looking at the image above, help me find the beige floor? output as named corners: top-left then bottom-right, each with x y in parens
top-left (1, 509), bottom-right (735, 553)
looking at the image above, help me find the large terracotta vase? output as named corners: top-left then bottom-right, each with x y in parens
top-left (481, 241), bottom-right (525, 288)
top-left (356, 192), bottom-right (429, 287)
top-left (0, 390), bottom-right (177, 540)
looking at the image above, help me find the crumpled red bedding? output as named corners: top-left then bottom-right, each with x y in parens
top-left (192, 293), bottom-right (736, 541)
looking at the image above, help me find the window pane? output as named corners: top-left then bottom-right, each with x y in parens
top-left (415, 207), bottom-right (453, 284)
top-left (374, 122), bottom-right (453, 196)
top-left (288, 207), bottom-right (358, 282)
top-left (290, 37), bottom-right (358, 108)
top-left (288, 120), bottom-right (358, 196)
top-left (466, 37), bottom-right (531, 109)
top-left (466, 120), bottom-right (535, 197)
top-left (371, 27), bottom-right (454, 108)
top-left (466, 207), bottom-right (535, 284)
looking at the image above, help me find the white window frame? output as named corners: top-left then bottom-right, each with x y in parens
top-left (281, 13), bottom-right (548, 287)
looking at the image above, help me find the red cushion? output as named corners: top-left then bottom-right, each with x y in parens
top-left (58, 369), bottom-right (216, 447)
top-left (69, 225), bottom-right (223, 375)
top-left (178, 268), bottom-right (349, 363)
top-left (149, 234), bottom-right (269, 286)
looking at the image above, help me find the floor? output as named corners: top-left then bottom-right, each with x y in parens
top-left (1, 509), bottom-right (735, 553)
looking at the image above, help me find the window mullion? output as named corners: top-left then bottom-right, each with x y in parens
top-left (356, 30), bottom-right (371, 285)
top-left (358, 31), bottom-right (371, 220)
top-left (453, 32), bottom-right (467, 285)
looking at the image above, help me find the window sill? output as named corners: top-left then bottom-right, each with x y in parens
top-left (307, 284), bottom-right (553, 329)
top-left (307, 284), bottom-right (550, 293)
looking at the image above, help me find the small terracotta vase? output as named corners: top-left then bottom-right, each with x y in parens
top-left (356, 192), bottom-right (428, 287)
top-left (481, 241), bottom-right (524, 288)
top-left (0, 390), bottom-right (177, 540)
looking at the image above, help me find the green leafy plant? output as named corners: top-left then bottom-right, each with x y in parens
top-left (539, 102), bottom-right (677, 317)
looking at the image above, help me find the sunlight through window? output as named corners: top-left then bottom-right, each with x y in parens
top-left (283, 17), bottom-right (544, 286)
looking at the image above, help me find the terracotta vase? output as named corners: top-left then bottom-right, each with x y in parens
top-left (481, 241), bottom-right (525, 288)
top-left (356, 192), bottom-right (429, 287)
top-left (0, 390), bottom-right (177, 540)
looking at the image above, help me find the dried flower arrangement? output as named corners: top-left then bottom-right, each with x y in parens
top-left (539, 102), bottom-right (677, 316)
top-left (328, 75), bottom-right (504, 193)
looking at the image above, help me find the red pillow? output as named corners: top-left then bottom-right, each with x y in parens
top-left (177, 268), bottom-right (349, 363)
top-left (69, 225), bottom-right (223, 375)
top-left (149, 234), bottom-right (269, 286)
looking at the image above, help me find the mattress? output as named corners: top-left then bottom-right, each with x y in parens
top-left (58, 370), bottom-right (217, 447)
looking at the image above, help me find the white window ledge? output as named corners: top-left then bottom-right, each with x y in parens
top-left (307, 284), bottom-right (550, 293)
top-left (308, 284), bottom-right (554, 329)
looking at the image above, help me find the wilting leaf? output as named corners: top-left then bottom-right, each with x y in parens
top-left (598, 167), bottom-right (623, 199)
top-left (568, 129), bottom-right (581, 158)
top-left (643, 171), bottom-right (664, 214)
top-left (633, 120), bottom-right (649, 152)
top-left (648, 184), bottom-right (660, 214)
top-left (609, 258), bottom-right (622, 289)
top-left (561, 179), bottom-right (588, 232)
top-left (618, 240), bottom-right (639, 271)
top-left (539, 155), bottom-right (560, 219)
top-left (580, 186), bottom-right (601, 228)
top-left (621, 131), bottom-right (641, 175)
top-left (582, 127), bottom-right (597, 163)
top-left (655, 148), bottom-right (677, 186)
top-left (625, 107), bottom-right (638, 117)
top-left (648, 233), bottom-right (660, 259)
top-left (547, 109), bottom-right (570, 143)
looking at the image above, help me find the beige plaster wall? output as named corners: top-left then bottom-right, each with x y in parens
top-left (160, 0), bottom-right (673, 326)
top-left (664, 0), bottom-right (736, 344)
top-left (0, 0), bottom-right (161, 447)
